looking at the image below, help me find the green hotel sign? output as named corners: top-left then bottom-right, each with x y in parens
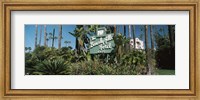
top-left (89, 28), bottom-right (115, 54)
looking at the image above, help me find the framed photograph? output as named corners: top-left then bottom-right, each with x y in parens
top-left (0, 0), bottom-right (199, 99)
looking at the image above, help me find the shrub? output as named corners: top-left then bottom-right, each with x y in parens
top-left (33, 58), bottom-right (68, 75)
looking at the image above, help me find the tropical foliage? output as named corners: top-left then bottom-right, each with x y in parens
top-left (25, 25), bottom-right (175, 75)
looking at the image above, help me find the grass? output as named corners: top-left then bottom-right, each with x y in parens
top-left (156, 69), bottom-right (175, 75)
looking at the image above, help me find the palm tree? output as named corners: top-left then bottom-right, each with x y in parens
top-left (168, 25), bottom-right (175, 49)
top-left (39, 25), bottom-right (42, 46)
top-left (128, 25), bottom-right (132, 50)
top-left (25, 47), bottom-right (28, 52)
top-left (114, 25), bottom-right (116, 37)
top-left (69, 25), bottom-right (88, 54)
top-left (150, 25), bottom-right (154, 51)
top-left (34, 25), bottom-right (38, 49)
top-left (168, 25), bottom-right (175, 69)
top-left (69, 27), bottom-right (82, 53)
top-left (54, 37), bottom-right (58, 47)
top-left (132, 25), bottom-right (136, 49)
top-left (145, 25), bottom-right (152, 75)
top-left (64, 41), bottom-right (71, 47)
top-left (44, 25), bottom-right (47, 47)
top-left (123, 25), bottom-right (126, 36)
top-left (124, 25), bottom-right (130, 52)
top-left (52, 28), bottom-right (56, 48)
top-left (58, 25), bottom-right (62, 49)
top-left (28, 47), bottom-right (32, 52)
top-left (25, 47), bottom-right (32, 52)
top-left (48, 32), bottom-right (53, 47)
top-left (123, 25), bottom-right (127, 52)
top-left (46, 38), bottom-right (49, 47)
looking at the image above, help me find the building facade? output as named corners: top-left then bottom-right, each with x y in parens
top-left (129, 38), bottom-right (144, 49)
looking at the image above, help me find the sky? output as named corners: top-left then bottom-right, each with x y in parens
top-left (25, 25), bottom-right (169, 50)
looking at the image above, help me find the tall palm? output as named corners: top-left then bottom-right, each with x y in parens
top-left (168, 25), bottom-right (175, 49)
top-left (52, 28), bottom-right (56, 48)
top-left (34, 25), bottom-right (38, 49)
top-left (168, 25), bottom-right (175, 69)
top-left (58, 25), bottom-right (62, 49)
top-left (64, 41), bottom-right (71, 47)
top-left (145, 25), bottom-right (152, 75)
top-left (114, 25), bottom-right (116, 37)
top-left (128, 25), bottom-right (132, 50)
top-left (25, 47), bottom-right (28, 52)
top-left (123, 25), bottom-right (126, 36)
top-left (68, 26), bottom-right (85, 53)
top-left (46, 38), bottom-right (49, 47)
top-left (150, 25), bottom-right (154, 51)
top-left (28, 47), bottom-right (32, 52)
top-left (123, 25), bottom-right (127, 52)
top-left (39, 25), bottom-right (42, 46)
top-left (54, 37), bottom-right (58, 48)
top-left (124, 25), bottom-right (130, 52)
top-left (114, 34), bottom-right (129, 63)
top-left (44, 25), bottom-right (47, 46)
top-left (48, 33), bottom-right (53, 47)
top-left (132, 25), bottom-right (136, 49)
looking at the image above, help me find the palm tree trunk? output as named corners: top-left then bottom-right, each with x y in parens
top-left (75, 38), bottom-right (80, 54)
top-left (34, 25), bottom-right (38, 49)
top-left (116, 25), bottom-right (119, 34)
top-left (150, 25), bottom-right (154, 50)
top-left (168, 25), bottom-right (175, 69)
top-left (145, 25), bottom-right (152, 75)
top-left (58, 25), bottom-right (62, 49)
top-left (114, 25), bottom-right (116, 37)
top-left (132, 25), bottom-right (136, 50)
top-left (46, 40), bottom-right (48, 47)
top-left (168, 25), bottom-right (175, 48)
top-left (52, 28), bottom-right (55, 48)
top-left (123, 25), bottom-right (126, 36)
top-left (44, 25), bottom-right (47, 47)
top-left (123, 25), bottom-right (127, 52)
top-left (39, 25), bottom-right (42, 46)
top-left (145, 25), bottom-right (148, 54)
top-left (128, 25), bottom-right (132, 50)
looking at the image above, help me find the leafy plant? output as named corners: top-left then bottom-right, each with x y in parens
top-left (33, 58), bottom-right (68, 75)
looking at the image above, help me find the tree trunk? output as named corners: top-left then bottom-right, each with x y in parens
top-left (58, 25), bottom-right (62, 49)
top-left (39, 25), bottom-right (42, 46)
top-left (168, 25), bottom-right (175, 69)
top-left (145, 25), bottom-right (152, 75)
top-left (168, 25), bottom-right (175, 48)
top-left (123, 25), bottom-right (127, 52)
top-left (128, 25), bottom-right (132, 50)
top-left (114, 25), bottom-right (116, 37)
top-left (46, 40), bottom-right (48, 47)
top-left (52, 28), bottom-right (55, 48)
top-left (117, 25), bottom-right (119, 34)
top-left (132, 25), bottom-right (136, 50)
top-left (123, 25), bottom-right (126, 36)
top-left (145, 25), bottom-right (148, 55)
top-left (150, 25), bottom-right (154, 50)
top-left (75, 38), bottom-right (80, 54)
top-left (34, 25), bottom-right (38, 49)
top-left (44, 25), bottom-right (47, 47)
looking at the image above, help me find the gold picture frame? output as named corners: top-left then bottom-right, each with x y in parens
top-left (0, 0), bottom-right (199, 99)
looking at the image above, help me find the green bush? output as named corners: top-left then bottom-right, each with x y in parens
top-left (33, 58), bottom-right (68, 75)
top-left (25, 46), bottom-right (148, 75)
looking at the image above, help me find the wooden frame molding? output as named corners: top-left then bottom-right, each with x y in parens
top-left (0, 0), bottom-right (199, 99)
